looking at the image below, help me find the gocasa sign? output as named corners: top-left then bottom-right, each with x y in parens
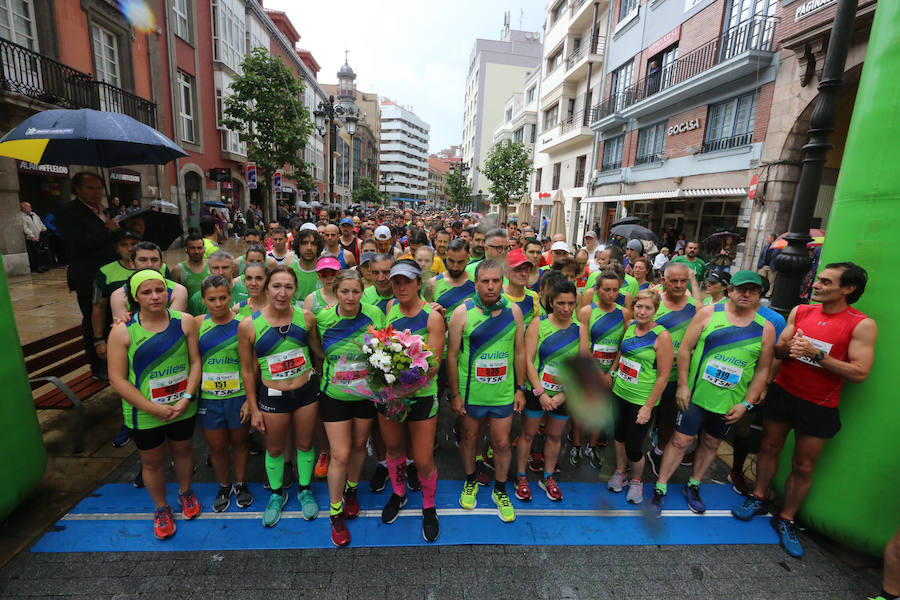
top-left (667, 119), bottom-right (701, 136)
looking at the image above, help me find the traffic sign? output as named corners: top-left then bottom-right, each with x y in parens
top-left (748, 174), bottom-right (758, 200)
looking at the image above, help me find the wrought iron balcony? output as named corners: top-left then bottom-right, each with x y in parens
top-left (565, 34), bottom-right (602, 71)
top-left (701, 131), bottom-right (753, 153)
top-left (0, 38), bottom-right (157, 127)
top-left (591, 15), bottom-right (776, 123)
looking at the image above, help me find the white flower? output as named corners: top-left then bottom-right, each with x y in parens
top-left (384, 373), bottom-right (396, 384)
top-left (362, 345), bottom-right (373, 354)
top-left (390, 342), bottom-right (402, 352)
top-left (367, 337), bottom-right (379, 347)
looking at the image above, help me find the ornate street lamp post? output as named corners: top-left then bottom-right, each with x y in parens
top-left (313, 59), bottom-right (359, 209)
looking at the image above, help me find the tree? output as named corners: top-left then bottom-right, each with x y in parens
top-left (221, 46), bottom-right (313, 221)
top-left (444, 166), bottom-right (472, 208)
top-left (478, 140), bottom-right (532, 224)
top-left (352, 176), bottom-right (382, 207)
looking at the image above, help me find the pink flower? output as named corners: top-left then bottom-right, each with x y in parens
top-left (406, 341), bottom-right (433, 372)
top-left (392, 329), bottom-right (415, 346)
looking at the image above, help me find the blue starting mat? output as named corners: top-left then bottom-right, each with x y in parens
top-left (32, 481), bottom-right (778, 552)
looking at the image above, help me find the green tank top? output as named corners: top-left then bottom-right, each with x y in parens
top-left (586, 271), bottom-right (639, 300)
top-left (387, 302), bottom-right (437, 398)
top-left (124, 310), bottom-right (196, 430)
top-left (252, 308), bottom-right (312, 382)
top-left (317, 303), bottom-right (387, 401)
top-left (702, 296), bottom-right (727, 307)
top-left (236, 256), bottom-right (246, 276)
top-left (458, 299), bottom-right (517, 407)
top-left (96, 260), bottom-right (134, 299)
top-left (504, 288), bottom-right (540, 330)
top-left (198, 314), bottom-right (244, 401)
top-left (689, 304), bottom-right (765, 414)
top-left (534, 315), bottom-right (580, 397)
top-left (434, 274), bottom-right (475, 323)
top-left (655, 295), bottom-right (697, 381)
top-left (235, 299), bottom-right (256, 320)
top-left (306, 289), bottom-right (331, 316)
top-left (178, 260), bottom-right (209, 299)
top-left (290, 263), bottom-right (321, 303)
top-left (232, 276), bottom-right (250, 303)
top-left (613, 322), bottom-right (667, 406)
top-left (361, 286), bottom-right (394, 315)
top-left (588, 303), bottom-right (626, 373)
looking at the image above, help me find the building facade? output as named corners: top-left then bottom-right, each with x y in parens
top-left (531, 0), bottom-right (609, 240)
top-left (379, 99), bottom-right (430, 205)
top-left (461, 16), bottom-right (542, 201)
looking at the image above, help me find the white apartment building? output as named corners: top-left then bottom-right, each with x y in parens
top-left (380, 99), bottom-right (430, 203)
top-left (492, 69), bottom-right (540, 219)
top-left (531, 0), bottom-right (608, 244)
top-left (462, 16), bottom-right (542, 203)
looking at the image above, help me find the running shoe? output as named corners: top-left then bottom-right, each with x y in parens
top-left (459, 480), bottom-right (478, 510)
top-left (422, 507), bottom-right (439, 542)
top-left (213, 484), bottom-right (232, 513)
top-left (492, 488), bottom-right (516, 522)
top-left (732, 495), bottom-right (768, 521)
top-left (680, 449), bottom-right (696, 466)
top-left (153, 506), bottom-right (176, 540)
top-left (369, 463), bottom-right (389, 493)
top-left (298, 488), bottom-right (318, 521)
top-left (178, 489), bottom-right (202, 520)
top-left (728, 470), bottom-right (749, 496)
top-left (132, 467), bottom-right (144, 489)
top-left (343, 486), bottom-right (360, 519)
top-left (406, 462), bottom-right (421, 491)
top-left (474, 460), bottom-right (491, 486)
top-left (607, 470), bottom-right (627, 493)
top-left (330, 513), bottom-right (350, 547)
top-left (585, 446), bottom-right (603, 470)
top-left (514, 475), bottom-right (531, 501)
top-left (314, 452), bottom-right (330, 478)
top-left (568, 446), bottom-right (581, 467)
top-left (539, 476), bottom-right (563, 501)
top-left (247, 435), bottom-right (263, 456)
top-left (112, 424), bottom-right (131, 448)
top-left (771, 516), bottom-right (804, 558)
top-left (646, 449), bottom-right (662, 478)
top-left (649, 488), bottom-right (665, 518)
top-left (626, 479), bottom-right (643, 504)
top-left (528, 452), bottom-right (544, 473)
top-left (262, 492), bottom-right (288, 527)
top-left (683, 482), bottom-right (706, 514)
top-left (381, 493), bottom-right (407, 524)
top-left (482, 451), bottom-right (495, 471)
top-left (234, 483), bottom-right (253, 508)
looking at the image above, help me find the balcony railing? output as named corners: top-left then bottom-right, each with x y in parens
top-left (635, 153), bottom-right (662, 166)
top-left (591, 15), bottom-right (776, 122)
top-left (560, 109), bottom-right (592, 133)
top-left (701, 131), bottom-right (753, 153)
top-left (565, 34), bottom-right (601, 70)
top-left (600, 160), bottom-right (622, 172)
top-left (0, 38), bottom-right (158, 127)
top-left (574, 168), bottom-right (585, 187)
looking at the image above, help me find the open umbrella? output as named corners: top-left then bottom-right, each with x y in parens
top-left (702, 230), bottom-right (742, 252)
top-left (297, 200), bottom-right (311, 209)
top-left (116, 208), bottom-right (183, 250)
top-left (517, 193), bottom-right (532, 229)
top-left (204, 200), bottom-right (227, 208)
top-left (609, 222), bottom-right (658, 242)
top-left (546, 190), bottom-right (567, 240)
top-left (149, 199), bottom-right (179, 213)
top-left (610, 216), bottom-right (642, 227)
top-left (310, 201), bottom-right (323, 209)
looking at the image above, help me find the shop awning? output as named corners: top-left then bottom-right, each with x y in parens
top-left (583, 187), bottom-right (747, 203)
top-left (532, 192), bottom-right (554, 206)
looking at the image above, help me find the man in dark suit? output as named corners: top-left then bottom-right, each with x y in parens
top-left (57, 172), bottom-right (119, 379)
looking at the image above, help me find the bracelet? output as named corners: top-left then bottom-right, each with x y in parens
top-left (93, 338), bottom-right (106, 346)
top-left (741, 400), bottom-right (754, 411)
top-left (182, 392), bottom-right (193, 401)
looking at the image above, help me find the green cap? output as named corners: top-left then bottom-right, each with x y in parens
top-left (730, 270), bottom-right (763, 287)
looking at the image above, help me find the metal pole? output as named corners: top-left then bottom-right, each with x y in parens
top-left (771, 0), bottom-right (858, 316)
top-left (329, 117), bottom-right (336, 209)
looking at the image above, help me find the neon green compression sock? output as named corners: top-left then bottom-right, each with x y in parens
top-left (265, 452), bottom-right (285, 493)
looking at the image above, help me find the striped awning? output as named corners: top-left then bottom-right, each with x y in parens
top-left (583, 187), bottom-right (747, 203)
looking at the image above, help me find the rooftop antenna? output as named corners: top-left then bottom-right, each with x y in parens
top-left (520, 8), bottom-right (524, 29)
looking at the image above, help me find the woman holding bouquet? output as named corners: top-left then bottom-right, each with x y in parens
top-left (381, 260), bottom-right (444, 542)
top-left (317, 270), bottom-right (387, 547)
top-left (238, 265), bottom-right (324, 528)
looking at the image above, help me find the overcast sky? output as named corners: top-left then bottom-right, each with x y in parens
top-left (264, 0), bottom-right (547, 154)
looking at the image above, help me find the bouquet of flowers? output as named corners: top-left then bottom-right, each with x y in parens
top-left (331, 325), bottom-right (438, 420)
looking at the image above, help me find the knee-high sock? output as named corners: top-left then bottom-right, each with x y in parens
top-left (265, 452), bottom-right (284, 492)
top-left (386, 455), bottom-right (407, 497)
top-left (297, 448), bottom-right (315, 488)
top-left (421, 467), bottom-right (438, 509)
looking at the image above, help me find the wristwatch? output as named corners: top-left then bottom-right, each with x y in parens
top-left (517, 384), bottom-right (530, 393)
top-left (741, 400), bottom-right (754, 411)
top-left (812, 350), bottom-right (826, 363)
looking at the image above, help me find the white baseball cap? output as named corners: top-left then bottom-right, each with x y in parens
top-left (374, 225), bottom-right (392, 241)
top-left (551, 241), bottom-right (571, 253)
top-left (300, 222), bottom-right (318, 232)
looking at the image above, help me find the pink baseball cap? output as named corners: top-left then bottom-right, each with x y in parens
top-left (316, 256), bottom-right (341, 272)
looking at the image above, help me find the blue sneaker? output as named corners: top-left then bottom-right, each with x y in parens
top-left (771, 516), bottom-right (804, 558)
top-left (683, 482), bottom-right (706, 514)
top-left (732, 494), bottom-right (767, 521)
top-left (649, 488), bottom-right (665, 518)
top-left (112, 424), bottom-right (131, 447)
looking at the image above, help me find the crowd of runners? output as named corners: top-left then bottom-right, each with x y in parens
top-left (71, 171), bottom-right (877, 559)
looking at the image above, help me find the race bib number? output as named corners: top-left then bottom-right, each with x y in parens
top-left (592, 343), bottom-right (617, 367)
top-left (617, 357), bottom-right (641, 385)
top-left (201, 371), bottom-right (240, 396)
top-left (540, 364), bottom-right (564, 392)
top-left (267, 348), bottom-right (308, 379)
top-left (149, 373), bottom-right (187, 404)
top-left (475, 358), bottom-right (508, 384)
top-left (797, 337), bottom-right (833, 368)
top-left (701, 359), bottom-right (742, 389)
top-left (335, 361), bottom-right (368, 386)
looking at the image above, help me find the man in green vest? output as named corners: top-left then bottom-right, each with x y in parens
top-left (649, 270), bottom-right (774, 516)
top-left (171, 233), bottom-right (209, 300)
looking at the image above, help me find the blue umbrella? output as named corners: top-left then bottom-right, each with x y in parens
top-left (0, 108), bottom-right (187, 166)
top-left (204, 200), bottom-right (228, 208)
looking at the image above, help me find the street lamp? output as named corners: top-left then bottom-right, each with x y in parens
top-left (314, 96), bottom-right (359, 209)
top-left (380, 172), bottom-right (394, 206)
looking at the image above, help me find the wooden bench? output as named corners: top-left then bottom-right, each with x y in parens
top-left (23, 326), bottom-right (109, 453)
